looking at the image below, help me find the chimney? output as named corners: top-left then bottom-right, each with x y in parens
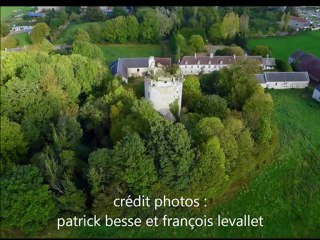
top-left (210, 53), bottom-right (213, 58)
top-left (245, 53), bottom-right (248, 57)
top-left (233, 54), bottom-right (236, 59)
top-left (195, 53), bottom-right (197, 58)
top-left (266, 54), bottom-right (269, 59)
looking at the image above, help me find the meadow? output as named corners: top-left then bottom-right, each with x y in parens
top-left (12, 32), bottom-right (32, 46)
top-left (33, 87), bottom-right (320, 238)
top-left (99, 43), bottom-right (171, 65)
top-left (1, 6), bottom-right (36, 20)
top-left (248, 30), bottom-right (320, 61)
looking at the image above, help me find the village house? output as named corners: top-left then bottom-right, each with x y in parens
top-left (10, 25), bottom-right (34, 33)
top-left (178, 53), bottom-right (276, 75)
top-left (288, 50), bottom-right (320, 83)
top-left (255, 72), bottom-right (310, 89)
top-left (288, 16), bottom-right (311, 30)
top-left (110, 56), bottom-right (171, 83)
top-left (36, 6), bottom-right (62, 12)
top-left (312, 85), bottom-right (320, 102)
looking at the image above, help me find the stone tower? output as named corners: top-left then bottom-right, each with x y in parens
top-left (144, 67), bottom-right (184, 121)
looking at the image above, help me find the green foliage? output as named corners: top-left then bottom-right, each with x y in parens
top-left (169, 99), bottom-right (180, 120)
top-left (0, 165), bottom-right (57, 233)
top-left (81, 7), bottom-right (104, 22)
top-left (0, 22), bottom-right (10, 37)
top-left (137, 8), bottom-right (160, 43)
top-left (215, 60), bottom-right (261, 110)
top-left (189, 34), bottom-right (205, 52)
top-left (199, 70), bottom-right (219, 94)
top-left (0, 117), bottom-right (28, 174)
top-left (193, 94), bottom-right (228, 119)
top-left (215, 46), bottom-right (245, 56)
top-left (125, 15), bottom-right (139, 42)
top-left (182, 75), bottom-right (202, 109)
top-left (209, 23), bottom-right (222, 44)
top-left (74, 28), bottom-right (91, 42)
top-left (113, 133), bottom-right (157, 195)
top-left (1, 37), bottom-right (18, 50)
top-left (30, 22), bottom-right (50, 44)
top-left (275, 58), bottom-right (292, 72)
top-left (72, 40), bottom-right (103, 60)
top-left (251, 45), bottom-right (272, 57)
top-left (145, 120), bottom-right (195, 191)
top-left (221, 12), bottom-right (240, 39)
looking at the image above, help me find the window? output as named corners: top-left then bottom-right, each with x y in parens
top-left (197, 60), bottom-right (200, 65)
top-left (137, 68), bottom-right (140, 72)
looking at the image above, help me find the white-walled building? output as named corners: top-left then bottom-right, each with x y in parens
top-left (255, 72), bottom-right (310, 89)
top-left (11, 25), bottom-right (34, 33)
top-left (144, 68), bottom-right (184, 121)
top-left (110, 57), bottom-right (171, 83)
top-left (312, 85), bottom-right (320, 102)
top-left (37, 6), bottom-right (62, 12)
top-left (178, 53), bottom-right (275, 75)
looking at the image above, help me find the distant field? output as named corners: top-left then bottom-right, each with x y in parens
top-left (1, 6), bottom-right (36, 20)
top-left (12, 32), bottom-right (31, 46)
top-left (248, 30), bottom-right (320, 61)
top-left (98, 43), bottom-right (170, 65)
top-left (57, 22), bottom-right (105, 44)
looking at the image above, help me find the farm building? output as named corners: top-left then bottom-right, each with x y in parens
top-left (255, 72), bottom-right (310, 89)
top-left (288, 50), bottom-right (320, 82)
top-left (10, 25), bottom-right (34, 33)
top-left (26, 12), bottom-right (45, 17)
top-left (110, 57), bottom-right (171, 83)
top-left (144, 66), bottom-right (184, 121)
top-left (178, 53), bottom-right (276, 75)
top-left (288, 16), bottom-right (311, 30)
top-left (312, 85), bottom-right (320, 102)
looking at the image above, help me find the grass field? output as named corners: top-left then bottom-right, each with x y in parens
top-left (56, 22), bottom-right (105, 44)
top-left (12, 32), bottom-right (32, 46)
top-left (1, 6), bottom-right (36, 20)
top-left (32, 88), bottom-right (319, 238)
top-left (248, 30), bottom-right (320, 61)
top-left (99, 43), bottom-right (171, 65)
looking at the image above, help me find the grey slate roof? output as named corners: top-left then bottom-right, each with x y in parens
top-left (120, 58), bottom-right (149, 68)
top-left (264, 72), bottom-right (310, 82)
top-left (255, 72), bottom-right (310, 84)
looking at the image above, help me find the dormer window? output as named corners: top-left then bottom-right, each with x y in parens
top-left (197, 60), bottom-right (200, 65)
top-left (208, 60), bottom-right (211, 64)
top-left (220, 60), bottom-right (223, 64)
top-left (185, 60), bottom-right (188, 65)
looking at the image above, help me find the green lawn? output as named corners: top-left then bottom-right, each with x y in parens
top-left (99, 43), bottom-right (170, 65)
top-left (56, 22), bottom-right (105, 44)
top-left (12, 32), bottom-right (31, 46)
top-left (34, 88), bottom-right (319, 238)
top-left (248, 30), bottom-right (320, 61)
top-left (1, 6), bottom-right (36, 20)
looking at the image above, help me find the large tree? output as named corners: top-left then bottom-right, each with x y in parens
top-left (221, 12), bottom-right (240, 39)
top-left (30, 22), bottom-right (50, 44)
top-left (0, 165), bottom-right (57, 233)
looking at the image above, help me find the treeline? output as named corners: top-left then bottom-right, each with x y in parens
top-left (1, 47), bottom-right (278, 236)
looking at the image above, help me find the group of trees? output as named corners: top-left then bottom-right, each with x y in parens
top-left (1, 46), bottom-right (278, 235)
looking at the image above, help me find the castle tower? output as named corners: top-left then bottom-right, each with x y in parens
top-left (144, 74), bottom-right (184, 122)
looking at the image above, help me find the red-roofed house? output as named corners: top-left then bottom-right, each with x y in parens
top-left (288, 16), bottom-right (311, 29)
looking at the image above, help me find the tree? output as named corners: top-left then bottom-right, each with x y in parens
top-left (189, 34), bottom-right (205, 52)
top-left (0, 165), bottom-right (57, 233)
top-left (30, 22), bottom-right (50, 44)
top-left (182, 75), bottom-right (202, 109)
top-left (200, 70), bottom-right (219, 94)
top-left (69, 12), bottom-right (80, 22)
top-left (215, 60), bottom-right (261, 110)
top-left (221, 12), bottom-right (240, 39)
top-left (72, 40), bottom-right (103, 61)
top-left (111, 6), bottom-right (127, 17)
top-left (81, 7), bottom-right (104, 22)
top-left (275, 58), bottom-right (292, 72)
top-left (113, 133), bottom-right (157, 195)
top-left (102, 19), bottom-right (116, 42)
top-left (215, 46), bottom-right (245, 56)
top-left (145, 120), bottom-right (195, 191)
top-left (193, 94), bottom-right (228, 119)
top-left (1, 37), bottom-right (18, 50)
top-left (137, 8), bottom-right (160, 43)
top-left (209, 23), bottom-right (222, 44)
top-left (65, 6), bottom-right (81, 14)
top-left (239, 14), bottom-right (249, 36)
top-left (243, 89), bottom-right (274, 143)
top-left (74, 28), bottom-right (91, 42)
top-left (0, 22), bottom-right (10, 37)
top-left (113, 16), bottom-right (128, 43)
top-left (251, 45), bottom-right (272, 57)
top-left (126, 15), bottom-right (139, 42)
top-left (88, 22), bottom-right (102, 42)
top-left (0, 117), bottom-right (28, 174)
